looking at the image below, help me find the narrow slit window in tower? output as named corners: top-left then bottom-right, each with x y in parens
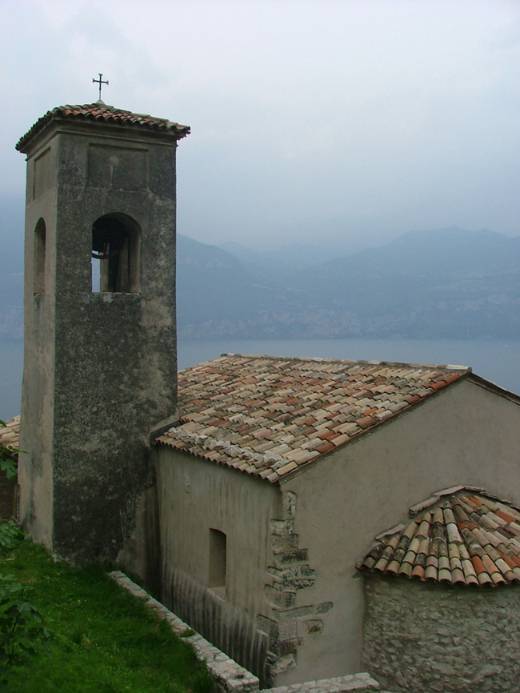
top-left (209, 529), bottom-right (227, 597)
top-left (91, 213), bottom-right (140, 293)
top-left (33, 219), bottom-right (46, 295)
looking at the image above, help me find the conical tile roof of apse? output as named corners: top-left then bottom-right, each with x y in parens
top-left (359, 487), bottom-right (520, 586)
top-left (16, 102), bottom-right (190, 152)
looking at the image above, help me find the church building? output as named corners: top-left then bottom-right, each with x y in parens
top-left (6, 100), bottom-right (520, 692)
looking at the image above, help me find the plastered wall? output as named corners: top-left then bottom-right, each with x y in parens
top-left (281, 379), bottom-right (520, 682)
top-left (156, 447), bottom-right (282, 684)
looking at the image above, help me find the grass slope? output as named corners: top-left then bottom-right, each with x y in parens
top-left (1, 540), bottom-right (213, 692)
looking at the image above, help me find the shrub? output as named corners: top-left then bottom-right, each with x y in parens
top-left (0, 425), bottom-right (46, 674)
top-left (0, 574), bottom-right (48, 669)
top-left (0, 521), bottom-right (23, 553)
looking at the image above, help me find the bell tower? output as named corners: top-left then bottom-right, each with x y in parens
top-left (16, 102), bottom-right (189, 564)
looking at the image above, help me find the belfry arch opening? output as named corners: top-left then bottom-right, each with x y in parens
top-left (33, 218), bottom-right (46, 295)
top-left (91, 213), bottom-right (140, 293)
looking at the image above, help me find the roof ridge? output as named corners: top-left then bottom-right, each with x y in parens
top-left (59, 103), bottom-right (167, 121)
top-left (408, 485), bottom-right (486, 516)
top-left (217, 352), bottom-right (470, 372)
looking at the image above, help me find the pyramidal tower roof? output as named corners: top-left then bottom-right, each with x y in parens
top-left (16, 102), bottom-right (190, 152)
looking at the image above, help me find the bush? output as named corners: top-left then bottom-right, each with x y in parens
top-left (0, 428), bottom-right (48, 680)
top-left (0, 575), bottom-right (48, 670)
top-left (0, 521), bottom-right (23, 553)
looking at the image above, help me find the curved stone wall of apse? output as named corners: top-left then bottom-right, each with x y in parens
top-left (362, 576), bottom-right (520, 692)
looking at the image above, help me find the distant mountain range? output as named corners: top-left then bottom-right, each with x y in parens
top-left (178, 228), bottom-right (520, 339)
top-left (2, 197), bottom-right (520, 340)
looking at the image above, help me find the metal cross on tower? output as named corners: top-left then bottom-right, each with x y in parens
top-left (92, 73), bottom-right (109, 101)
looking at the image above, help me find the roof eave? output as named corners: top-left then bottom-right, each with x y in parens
top-left (155, 437), bottom-right (282, 485)
top-left (467, 373), bottom-right (520, 406)
top-left (158, 370), bottom-right (471, 485)
top-left (16, 110), bottom-right (190, 154)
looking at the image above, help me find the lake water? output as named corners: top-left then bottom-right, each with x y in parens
top-left (1, 336), bottom-right (520, 420)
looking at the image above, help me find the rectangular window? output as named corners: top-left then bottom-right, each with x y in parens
top-left (33, 219), bottom-right (46, 295)
top-left (209, 529), bottom-right (227, 597)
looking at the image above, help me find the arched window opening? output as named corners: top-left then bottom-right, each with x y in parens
top-left (209, 528), bottom-right (227, 597)
top-left (91, 214), bottom-right (140, 293)
top-left (33, 218), bottom-right (46, 295)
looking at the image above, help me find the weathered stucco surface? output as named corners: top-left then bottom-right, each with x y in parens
top-left (156, 447), bottom-right (282, 685)
top-left (280, 378), bottom-right (520, 682)
top-left (363, 575), bottom-right (520, 692)
top-left (19, 117), bottom-right (183, 569)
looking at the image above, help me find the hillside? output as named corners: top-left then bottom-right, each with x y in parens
top-left (2, 197), bottom-right (520, 341)
top-left (177, 235), bottom-right (294, 337)
top-left (0, 535), bottom-right (212, 691)
top-left (182, 227), bottom-right (520, 339)
top-left (281, 228), bottom-right (520, 339)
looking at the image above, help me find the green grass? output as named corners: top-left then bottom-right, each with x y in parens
top-left (0, 540), bottom-right (214, 692)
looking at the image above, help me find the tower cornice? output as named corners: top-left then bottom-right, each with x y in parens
top-left (16, 102), bottom-right (190, 154)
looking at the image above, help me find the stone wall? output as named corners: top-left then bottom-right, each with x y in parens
top-left (362, 574), bottom-right (520, 692)
top-left (110, 570), bottom-right (260, 692)
top-left (111, 570), bottom-right (381, 693)
top-left (18, 117), bottom-right (181, 566)
top-left (262, 490), bottom-right (332, 685)
top-left (262, 673), bottom-right (380, 692)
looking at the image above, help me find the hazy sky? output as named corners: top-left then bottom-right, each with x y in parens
top-left (2, 0), bottom-right (520, 249)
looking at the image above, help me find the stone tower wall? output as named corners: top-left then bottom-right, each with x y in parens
top-left (18, 117), bottom-right (184, 571)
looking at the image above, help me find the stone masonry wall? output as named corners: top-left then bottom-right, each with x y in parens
top-left (262, 491), bottom-right (333, 685)
top-left (363, 575), bottom-right (520, 692)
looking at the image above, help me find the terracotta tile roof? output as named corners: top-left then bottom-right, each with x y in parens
top-left (157, 354), bottom-right (469, 483)
top-left (359, 487), bottom-right (520, 586)
top-left (0, 416), bottom-right (20, 454)
top-left (16, 102), bottom-right (190, 151)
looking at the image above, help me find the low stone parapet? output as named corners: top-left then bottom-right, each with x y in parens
top-left (109, 571), bottom-right (380, 693)
top-left (109, 571), bottom-right (259, 692)
top-left (262, 672), bottom-right (380, 692)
